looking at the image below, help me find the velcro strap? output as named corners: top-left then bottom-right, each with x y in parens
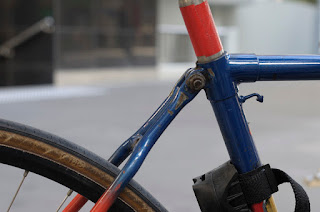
top-left (238, 164), bottom-right (278, 205)
top-left (238, 164), bottom-right (310, 212)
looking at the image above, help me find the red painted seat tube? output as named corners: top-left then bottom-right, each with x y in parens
top-left (179, 1), bottom-right (264, 211)
top-left (179, 0), bottom-right (224, 63)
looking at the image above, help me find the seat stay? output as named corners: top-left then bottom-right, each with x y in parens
top-left (90, 70), bottom-right (202, 212)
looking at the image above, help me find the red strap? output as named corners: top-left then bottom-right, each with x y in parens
top-left (180, 1), bottom-right (223, 58)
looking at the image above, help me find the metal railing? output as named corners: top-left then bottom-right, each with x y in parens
top-left (0, 16), bottom-right (55, 59)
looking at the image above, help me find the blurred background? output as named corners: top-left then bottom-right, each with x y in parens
top-left (0, 0), bottom-right (320, 211)
top-left (0, 0), bottom-right (319, 85)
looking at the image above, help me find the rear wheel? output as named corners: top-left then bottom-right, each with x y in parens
top-left (0, 119), bottom-right (167, 212)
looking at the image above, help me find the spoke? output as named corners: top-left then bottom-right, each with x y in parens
top-left (7, 170), bottom-right (29, 212)
top-left (56, 189), bottom-right (73, 212)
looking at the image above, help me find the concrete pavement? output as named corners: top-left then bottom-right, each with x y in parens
top-left (0, 70), bottom-right (319, 211)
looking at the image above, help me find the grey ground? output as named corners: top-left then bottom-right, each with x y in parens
top-left (0, 71), bottom-right (319, 211)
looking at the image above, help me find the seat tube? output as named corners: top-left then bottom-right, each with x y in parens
top-left (210, 92), bottom-right (262, 173)
top-left (199, 55), bottom-right (262, 174)
top-left (179, 0), bottom-right (261, 174)
top-left (179, 1), bottom-right (264, 210)
top-left (199, 54), bottom-right (264, 211)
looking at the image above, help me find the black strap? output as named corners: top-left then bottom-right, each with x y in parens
top-left (238, 165), bottom-right (310, 212)
top-left (272, 169), bottom-right (310, 212)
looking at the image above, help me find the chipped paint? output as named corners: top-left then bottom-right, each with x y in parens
top-left (131, 136), bottom-right (141, 149)
top-left (175, 92), bottom-right (189, 110)
top-left (208, 68), bottom-right (215, 77)
top-left (115, 183), bottom-right (122, 191)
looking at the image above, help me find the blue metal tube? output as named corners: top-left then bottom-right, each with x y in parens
top-left (258, 55), bottom-right (320, 81)
top-left (210, 96), bottom-right (261, 172)
top-left (108, 76), bottom-right (185, 166)
top-left (101, 73), bottom-right (200, 205)
top-left (107, 91), bottom-right (175, 166)
top-left (105, 53), bottom-right (320, 207)
top-left (229, 54), bottom-right (320, 82)
top-left (200, 53), bottom-right (320, 173)
top-left (199, 54), bottom-right (261, 173)
top-left (108, 136), bottom-right (141, 167)
top-left (138, 75), bottom-right (185, 135)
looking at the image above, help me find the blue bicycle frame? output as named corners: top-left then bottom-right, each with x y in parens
top-left (85, 52), bottom-right (320, 211)
top-left (80, 1), bottom-right (320, 211)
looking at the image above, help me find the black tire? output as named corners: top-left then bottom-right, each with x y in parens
top-left (0, 119), bottom-right (167, 212)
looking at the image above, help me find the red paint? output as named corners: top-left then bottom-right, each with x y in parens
top-left (251, 202), bottom-right (265, 212)
top-left (180, 1), bottom-right (223, 58)
top-left (115, 183), bottom-right (121, 191)
top-left (63, 194), bottom-right (88, 212)
top-left (90, 189), bottom-right (117, 212)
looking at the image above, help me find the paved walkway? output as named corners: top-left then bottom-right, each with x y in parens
top-left (0, 69), bottom-right (319, 211)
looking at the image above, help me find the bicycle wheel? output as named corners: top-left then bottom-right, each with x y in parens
top-left (0, 118), bottom-right (167, 212)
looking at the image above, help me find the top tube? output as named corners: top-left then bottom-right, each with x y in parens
top-left (229, 54), bottom-right (320, 82)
